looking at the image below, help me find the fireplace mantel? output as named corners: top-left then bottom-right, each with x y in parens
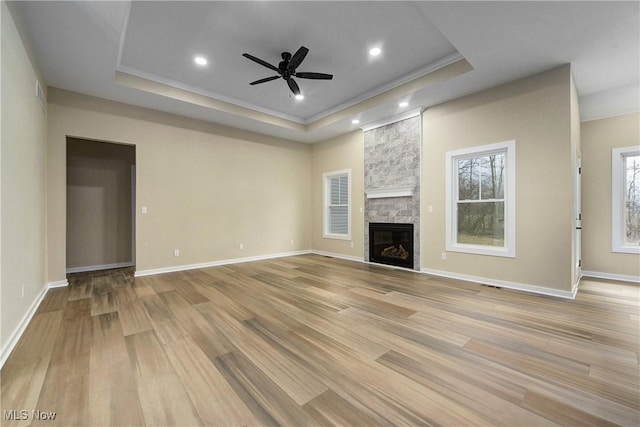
top-left (364, 185), bottom-right (414, 199)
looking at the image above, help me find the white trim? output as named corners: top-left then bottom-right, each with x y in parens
top-left (117, 66), bottom-right (305, 125)
top-left (611, 146), bottom-right (640, 254)
top-left (66, 262), bottom-right (134, 274)
top-left (580, 109), bottom-right (640, 123)
top-left (35, 79), bottom-right (47, 113)
top-left (323, 169), bottom-right (352, 241)
top-left (360, 108), bottom-right (423, 132)
top-left (421, 268), bottom-right (578, 299)
top-left (364, 185), bottom-right (414, 199)
top-left (48, 279), bottom-right (69, 288)
top-left (582, 270), bottom-right (640, 283)
top-left (366, 261), bottom-right (417, 273)
top-left (134, 250), bottom-right (312, 277)
top-left (115, 0), bottom-right (132, 67)
top-left (309, 52), bottom-right (462, 123)
top-left (311, 250), bottom-right (365, 263)
top-left (0, 284), bottom-right (49, 369)
top-left (446, 140), bottom-right (516, 258)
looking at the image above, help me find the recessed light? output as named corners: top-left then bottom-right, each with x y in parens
top-left (399, 101), bottom-right (409, 107)
top-left (194, 56), bottom-right (207, 66)
top-left (295, 94), bottom-right (304, 100)
top-left (369, 47), bottom-right (382, 57)
top-left (352, 119), bottom-right (360, 124)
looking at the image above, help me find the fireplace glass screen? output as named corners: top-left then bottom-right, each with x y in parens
top-left (369, 223), bottom-right (414, 269)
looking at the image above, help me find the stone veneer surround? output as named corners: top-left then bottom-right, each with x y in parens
top-left (364, 115), bottom-right (421, 270)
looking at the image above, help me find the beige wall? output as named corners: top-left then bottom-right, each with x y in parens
top-left (1, 2), bottom-right (48, 352)
top-left (310, 130), bottom-right (364, 259)
top-left (47, 89), bottom-right (311, 281)
top-left (422, 65), bottom-right (575, 293)
top-left (66, 138), bottom-right (135, 269)
top-left (581, 113), bottom-right (640, 278)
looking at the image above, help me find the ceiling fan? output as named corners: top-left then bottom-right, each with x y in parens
top-left (242, 46), bottom-right (333, 97)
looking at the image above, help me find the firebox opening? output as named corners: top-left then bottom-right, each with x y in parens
top-left (369, 223), bottom-right (414, 269)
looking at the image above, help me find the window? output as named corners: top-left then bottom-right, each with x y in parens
top-left (446, 140), bottom-right (516, 257)
top-left (323, 169), bottom-right (351, 240)
top-left (612, 146), bottom-right (640, 254)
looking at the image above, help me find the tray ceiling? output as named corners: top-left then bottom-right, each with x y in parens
top-left (9, 1), bottom-right (639, 143)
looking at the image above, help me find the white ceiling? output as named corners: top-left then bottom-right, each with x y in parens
top-left (9, 1), bottom-right (640, 143)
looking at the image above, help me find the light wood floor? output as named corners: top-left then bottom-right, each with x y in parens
top-left (1, 254), bottom-right (638, 426)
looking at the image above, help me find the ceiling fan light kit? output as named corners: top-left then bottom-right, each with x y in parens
top-left (242, 46), bottom-right (333, 98)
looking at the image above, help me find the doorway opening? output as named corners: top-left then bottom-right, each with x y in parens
top-left (66, 138), bottom-right (136, 273)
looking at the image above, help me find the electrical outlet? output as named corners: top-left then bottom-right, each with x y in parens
top-left (21, 284), bottom-right (25, 298)
top-left (441, 252), bottom-right (447, 260)
top-left (239, 243), bottom-right (244, 250)
top-left (290, 239), bottom-right (294, 245)
top-left (350, 242), bottom-right (354, 248)
top-left (174, 249), bottom-right (180, 257)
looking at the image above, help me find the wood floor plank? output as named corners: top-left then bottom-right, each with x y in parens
top-left (36, 287), bottom-right (69, 314)
top-left (465, 338), bottom-right (640, 415)
top-left (125, 330), bottom-right (202, 426)
top-left (214, 351), bottom-right (321, 427)
top-left (2, 256), bottom-right (638, 426)
top-left (118, 299), bottom-right (154, 336)
top-left (33, 305), bottom-right (92, 425)
top-left (0, 311), bottom-right (63, 427)
top-left (140, 294), bottom-right (185, 344)
top-left (89, 312), bottom-right (145, 426)
top-left (377, 349), bottom-right (556, 426)
top-left (195, 303), bottom-right (328, 405)
top-left (130, 275), bottom-right (158, 299)
top-left (302, 389), bottom-right (382, 427)
top-left (521, 390), bottom-right (622, 427)
top-left (290, 324), bottom-right (484, 425)
top-left (165, 337), bottom-right (260, 426)
top-left (90, 275), bottom-right (118, 316)
top-left (159, 290), bottom-right (235, 360)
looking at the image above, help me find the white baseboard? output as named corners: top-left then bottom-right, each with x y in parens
top-left (310, 250), bottom-right (365, 263)
top-left (48, 279), bottom-right (69, 288)
top-left (0, 284), bottom-right (49, 369)
top-left (134, 250), bottom-right (312, 277)
top-left (66, 262), bottom-right (134, 274)
top-left (421, 268), bottom-right (578, 299)
top-left (582, 270), bottom-right (640, 283)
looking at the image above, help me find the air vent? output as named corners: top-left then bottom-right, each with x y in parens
top-left (35, 80), bottom-right (47, 113)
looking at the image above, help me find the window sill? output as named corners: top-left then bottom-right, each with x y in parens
top-left (323, 233), bottom-right (351, 241)
top-left (447, 244), bottom-right (515, 258)
top-left (612, 246), bottom-right (640, 255)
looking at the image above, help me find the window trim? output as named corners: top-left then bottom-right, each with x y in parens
top-left (323, 169), bottom-right (352, 240)
top-left (611, 146), bottom-right (640, 254)
top-left (446, 140), bottom-right (516, 258)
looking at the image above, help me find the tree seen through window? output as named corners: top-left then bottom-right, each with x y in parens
top-left (456, 152), bottom-right (506, 246)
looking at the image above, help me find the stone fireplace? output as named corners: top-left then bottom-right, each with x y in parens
top-left (364, 113), bottom-right (421, 270)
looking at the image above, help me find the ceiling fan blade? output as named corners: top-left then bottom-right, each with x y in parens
top-left (287, 78), bottom-right (300, 96)
top-left (250, 75), bottom-right (281, 85)
top-left (242, 53), bottom-right (279, 73)
top-left (295, 72), bottom-right (333, 80)
top-left (287, 46), bottom-right (309, 71)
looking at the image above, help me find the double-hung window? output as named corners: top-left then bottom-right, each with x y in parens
top-left (446, 140), bottom-right (516, 257)
top-left (323, 169), bottom-right (351, 240)
top-left (612, 146), bottom-right (640, 253)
